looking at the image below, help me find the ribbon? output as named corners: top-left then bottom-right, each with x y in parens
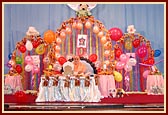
top-left (139, 59), bottom-right (164, 66)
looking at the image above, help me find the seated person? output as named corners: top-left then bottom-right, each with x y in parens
top-left (73, 56), bottom-right (86, 75)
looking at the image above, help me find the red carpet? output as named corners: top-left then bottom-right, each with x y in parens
top-left (4, 94), bottom-right (164, 104)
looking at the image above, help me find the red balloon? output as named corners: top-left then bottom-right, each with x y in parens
top-left (147, 58), bottom-right (155, 65)
top-left (32, 40), bottom-right (40, 48)
top-left (54, 71), bottom-right (61, 74)
top-left (15, 65), bottom-right (22, 74)
top-left (19, 45), bottom-right (26, 53)
top-left (89, 54), bottom-right (97, 62)
top-left (109, 28), bottom-right (123, 41)
top-left (136, 44), bottom-right (147, 58)
top-left (58, 57), bottom-right (67, 65)
top-left (132, 39), bottom-right (140, 48)
top-left (97, 68), bottom-right (101, 73)
top-left (115, 48), bottom-right (122, 58)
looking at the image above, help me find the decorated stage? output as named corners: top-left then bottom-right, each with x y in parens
top-left (3, 4), bottom-right (165, 112)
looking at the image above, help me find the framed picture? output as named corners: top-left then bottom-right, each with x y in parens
top-left (77, 34), bottom-right (87, 48)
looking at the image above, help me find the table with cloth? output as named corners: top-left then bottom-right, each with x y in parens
top-left (98, 75), bottom-right (116, 98)
top-left (35, 75), bottom-right (101, 102)
top-left (5, 75), bottom-right (23, 92)
top-left (146, 75), bottom-right (164, 95)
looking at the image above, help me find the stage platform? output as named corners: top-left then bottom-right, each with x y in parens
top-left (3, 93), bottom-right (164, 111)
top-left (4, 103), bottom-right (164, 111)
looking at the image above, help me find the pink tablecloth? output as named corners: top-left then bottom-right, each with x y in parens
top-left (146, 75), bottom-right (164, 94)
top-left (5, 75), bottom-right (23, 90)
top-left (98, 75), bottom-right (116, 98)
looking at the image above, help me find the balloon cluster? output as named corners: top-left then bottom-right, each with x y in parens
top-left (115, 53), bottom-right (137, 73)
top-left (24, 55), bottom-right (40, 74)
top-left (113, 33), bottom-right (161, 60)
top-left (52, 16), bottom-right (114, 61)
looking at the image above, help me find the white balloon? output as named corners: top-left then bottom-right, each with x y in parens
top-left (128, 58), bottom-right (137, 66)
top-left (25, 64), bottom-right (33, 72)
top-left (25, 40), bottom-right (33, 51)
top-left (95, 61), bottom-right (101, 68)
top-left (53, 61), bottom-right (62, 71)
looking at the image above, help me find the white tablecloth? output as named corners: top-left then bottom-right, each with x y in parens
top-left (36, 76), bottom-right (101, 102)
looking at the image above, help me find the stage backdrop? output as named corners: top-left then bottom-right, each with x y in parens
top-left (3, 4), bottom-right (164, 91)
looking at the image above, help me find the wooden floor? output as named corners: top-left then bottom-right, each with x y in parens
top-left (4, 103), bottom-right (164, 112)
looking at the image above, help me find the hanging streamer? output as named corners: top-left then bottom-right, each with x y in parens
top-left (21, 52), bottom-right (25, 90)
top-left (140, 58), bottom-right (145, 91)
top-left (135, 59), bottom-right (138, 91)
top-left (129, 49), bottom-right (133, 91)
top-left (102, 45), bottom-right (104, 63)
top-left (76, 29), bottom-right (79, 55)
top-left (96, 35), bottom-right (98, 58)
top-left (90, 28), bottom-right (92, 55)
top-left (73, 28), bottom-right (75, 55)
top-left (68, 34), bottom-right (70, 55)
top-left (119, 43), bottom-right (123, 89)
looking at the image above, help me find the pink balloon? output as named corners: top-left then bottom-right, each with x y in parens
top-left (60, 31), bottom-right (66, 39)
top-left (93, 25), bottom-right (99, 34)
top-left (77, 22), bottom-right (83, 30)
top-left (65, 27), bottom-right (72, 34)
top-left (143, 70), bottom-right (150, 79)
top-left (124, 64), bottom-right (132, 72)
top-left (25, 56), bottom-right (33, 64)
top-left (116, 61), bottom-right (125, 70)
top-left (136, 44), bottom-right (147, 58)
top-left (98, 31), bottom-right (104, 38)
top-left (109, 28), bottom-right (123, 41)
top-left (72, 22), bottom-right (77, 29)
top-left (119, 54), bottom-right (128, 62)
top-left (33, 66), bottom-right (40, 73)
top-left (85, 21), bottom-right (92, 29)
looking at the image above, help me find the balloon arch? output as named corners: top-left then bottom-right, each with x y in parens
top-left (6, 15), bottom-right (162, 92)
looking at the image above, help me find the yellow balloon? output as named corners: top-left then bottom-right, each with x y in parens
top-left (35, 44), bottom-right (45, 55)
top-left (113, 71), bottom-right (123, 82)
top-left (125, 39), bottom-right (132, 50)
top-left (48, 65), bottom-right (53, 70)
